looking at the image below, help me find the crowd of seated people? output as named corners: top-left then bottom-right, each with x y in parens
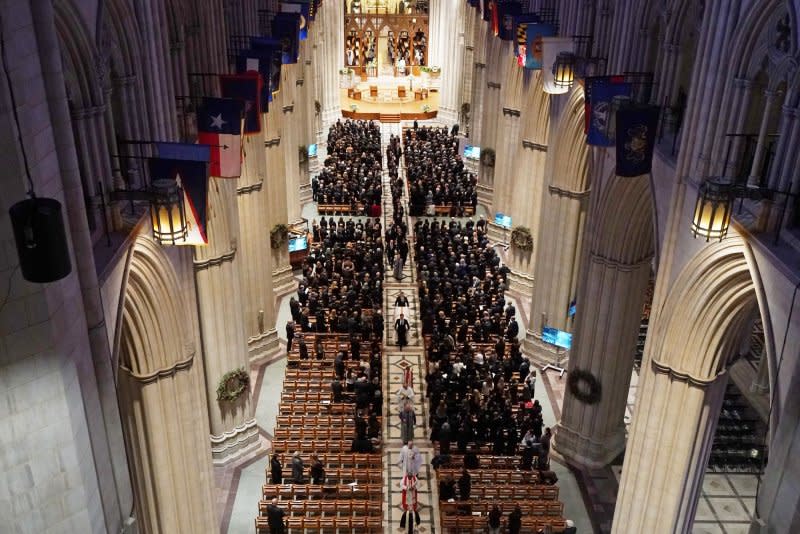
top-left (414, 220), bottom-right (571, 533)
top-left (404, 126), bottom-right (477, 216)
top-left (293, 221), bottom-right (385, 332)
top-left (315, 119), bottom-right (382, 214)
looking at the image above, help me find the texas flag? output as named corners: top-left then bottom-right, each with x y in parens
top-left (196, 98), bottom-right (244, 178)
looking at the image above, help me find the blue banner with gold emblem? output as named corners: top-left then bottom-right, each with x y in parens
top-left (615, 105), bottom-right (660, 176)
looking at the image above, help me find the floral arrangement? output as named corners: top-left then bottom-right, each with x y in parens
top-left (510, 226), bottom-right (533, 252)
top-left (422, 104), bottom-right (431, 112)
top-left (270, 223), bottom-right (289, 249)
top-left (339, 68), bottom-right (353, 75)
top-left (216, 368), bottom-right (250, 402)
top-left (481, 148), bottom-right (496, 167)
top-left (350, 104), bottom-right (359, 112)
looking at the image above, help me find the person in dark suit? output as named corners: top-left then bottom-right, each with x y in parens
top-left (563, 519), bottom-right (577, 533)
top-left (395, 313), bottom-right (410, 349)
top-left (266, 498), bottom-right (286, 533)
top-left (458, 468), bottom-right (471, 501)
top-left (270, 453), bottom-right (282, 484)
top-left (291, 451), bottom-right (304, 483)
top-left (508, 505), bottom-right (523, 534)
top-left (331, 379), bottom-right (344, 402)
top-left (487, 504), bottom-right (502, 534)
top-left (285, 321), bottom-right (295, 353)
top-left (310, 453), bottom-right (325, 484)
top-left (297, 336), bottom-right (308, 360)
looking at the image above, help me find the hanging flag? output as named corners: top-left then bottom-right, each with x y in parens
top-left (513, 13), bottom-right (540, 66)
top-left (272, 13), bottom-right (301, 64)
top-left (615, 104), bottom-right (660, 177)
top-left (584, 75), bottom-right (626, 134)
top-left (281, 1), bottom-right (310, 40)
top-left (524, 22), bottom-right (555, 69)
top-left (540, 36), bottom-right (573, 93)
top-left (497, 2), bottom-right (522, 40)
top-left (196, 98), bottom-right (244, 178)
top-left (236, 49), bottom-right (271, 110)
top-left (150, 150), bottom-right (210, 246)
top-left (251, 37), bottom-right (283, 98)
top-left (220, 73), bottom-right (262, 134)
top-left (586, 77), bottom-right (632, 146)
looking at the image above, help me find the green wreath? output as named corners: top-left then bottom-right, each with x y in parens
top-left (270, 223), bottom-right (289, 249)
top-left (567, 368), bottom-right (602, 405)
top-left (216, 367), bottom-right (250, 402)
top-left (510, 226), bottom-right (533, 252)
top-left (481, 148), bottom-right (496, 167)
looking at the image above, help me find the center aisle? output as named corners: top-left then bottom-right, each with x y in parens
top-left (381, 122), bottom-right (440, 534)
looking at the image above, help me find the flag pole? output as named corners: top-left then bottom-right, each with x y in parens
top-left (117, 138), bottom-right (229, 150)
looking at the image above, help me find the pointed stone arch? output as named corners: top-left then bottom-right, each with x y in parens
top-left (54, 0), bottom-right (101, 108)
top-left (116, 236), bottom-right (217, 533)
top-left (613, 237), bottom-right (769, 532)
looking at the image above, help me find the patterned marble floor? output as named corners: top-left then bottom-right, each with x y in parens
top-left (380, 120), bottom-right (440, 534)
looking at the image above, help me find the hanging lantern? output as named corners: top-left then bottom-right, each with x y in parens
top-left (149, 179), bottom-right (187, 245)
top-left (552, 52), bottom-right (576, 88)
top-left (690, 179), bottom-right (734, 241)
top-left (542, 38), bottom-right (574, 94)
top-left (9, 197), bottom-right (72, 283)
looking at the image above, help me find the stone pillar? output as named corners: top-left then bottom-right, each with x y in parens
top-left (318, 0), bottom-right (344, 131)
top-left (193, 178), bottom-right (259, 464)
top-left (280, 66), bottom-right (302, 223)
top-left (117, 348), bottom-right (218, 533)
top-left (237, 128), bottom-right (281, 363)
top-left (747, 90), bottom-right (778, 187)
top-left (264, 106), bottom-right (294, 298)
top-left (555, 236), bottom-right (653, 466)
top-left (525, 183), bottom-right (589, 365)
top-left (751, 347), bottom-right (770, 395)
top-left (612, 364), bottom-right (728, 533)
top-left (429, 0), bottom-right (466, 124)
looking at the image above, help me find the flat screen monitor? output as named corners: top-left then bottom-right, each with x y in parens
top-left (495, 213), bottom-right (512, 228)
top-left (307, 144), bottom-right (318, 158)
top-left (288, 236), bottom-right (308, 252)
top-left (464, 145), bottom-right (481, 160)
top-left (542, 326), bottom-right (572, 350)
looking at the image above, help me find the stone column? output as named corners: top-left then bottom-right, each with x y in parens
top-left (612, 363), bottom-right (728, 533)
top-left (280, 65), bottom-right (302, 223)
top-left (237, 128), bottom-right (281, 363)
top-left (492, 107), bottom-right (521, 216)
top-left (554, 183), bottom-right (654, 466)
top-left (429, 0), bottom-right (466, 124)
top-left (264, 105), bottom-right (294, 297)
top-left (524, 182), bottom-right (588, 364)
top-left (194, 178), bottom-right (259, 464)
top-left (118, 349), bottom-right (218, 533)
top-left (750, 347), bottom-right (770, 395)
top-left (318, 0), bottom-right (344, 131)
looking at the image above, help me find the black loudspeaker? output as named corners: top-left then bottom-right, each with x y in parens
top-left (9, 197), bottom-right (72, 283)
